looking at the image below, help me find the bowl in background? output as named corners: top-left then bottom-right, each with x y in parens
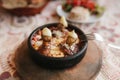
top-left (0, 0), bottom-right (49, 16)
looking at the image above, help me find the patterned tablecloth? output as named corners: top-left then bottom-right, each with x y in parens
top-left (0, 0), bottom-right (120, 80)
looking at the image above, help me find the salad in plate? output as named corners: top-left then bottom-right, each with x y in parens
top-left (63, 0), bottom-right (104, 15)
top-left (58, 0), bottom-right (105, 23)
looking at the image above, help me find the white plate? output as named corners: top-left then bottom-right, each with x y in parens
top-left (56, 5), bottom-right (104, 24)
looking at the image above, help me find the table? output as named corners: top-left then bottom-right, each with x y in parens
top-left (0, 0), bottom-right (120, 80)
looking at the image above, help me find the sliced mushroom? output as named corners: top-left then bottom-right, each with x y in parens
top-left (59, 16), bottom-right (68, 29)
top-left (66, 30), bottom-right (78, 46)
top-left (42, 27), bottom-right (52, 42)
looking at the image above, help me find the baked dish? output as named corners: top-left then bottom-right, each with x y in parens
top-left (28, 16), bottom-right (88, 69)
top-left (31, 16), bottom-right (81, 57)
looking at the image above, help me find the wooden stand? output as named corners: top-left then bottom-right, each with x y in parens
top-left (14, 40), bottom-right (102, 80)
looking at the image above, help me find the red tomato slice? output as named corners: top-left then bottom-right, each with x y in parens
top-left (86, 1), bottom-right (95, 11)
top-left (73, 0), bottom-right (81, 6)
top-left (81, 0), bottom-right (88, 6)
top-left (67, 0), bottom-right (72, 4)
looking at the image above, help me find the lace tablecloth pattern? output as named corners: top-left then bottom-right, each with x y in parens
top-left (0, 0), bottom-right (120, 80)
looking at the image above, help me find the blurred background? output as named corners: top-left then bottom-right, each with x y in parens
top-left (0, 0), bottom-right (120, 80)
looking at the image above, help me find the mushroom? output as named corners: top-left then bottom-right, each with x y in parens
top-left (58, 16), bottom-right (68, 31)
top-left (40, 27), bottom-right (52, 55)
top-left (66, 30), bottom-right (78, 46)
top-left (42, 27), bottom-right (52, 42)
